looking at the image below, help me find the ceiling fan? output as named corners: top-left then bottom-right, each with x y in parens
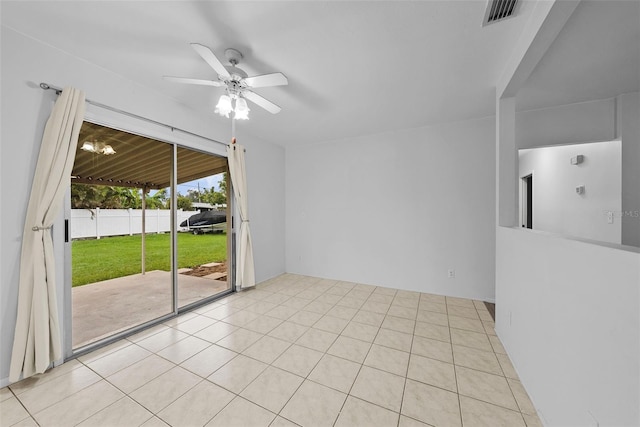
top-left (164, 43), bottom-right (288, 118)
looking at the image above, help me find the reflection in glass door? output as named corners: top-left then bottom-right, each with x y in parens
top-left (176, 148), bottom-right (230, 309)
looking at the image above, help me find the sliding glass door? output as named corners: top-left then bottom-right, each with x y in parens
top-left (69, 121), bottom-right (230, 350)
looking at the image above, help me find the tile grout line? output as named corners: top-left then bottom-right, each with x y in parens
top-left (332, 286), bottom-right (394, 427)
top-left (395, 294), bottom-right (418, 427)
top-left (241, 286), bottom-right (520, 422)
top-left (7, 385), bottom-right (39, 426)
top-left (450, 300), bottom-right (534, 419)
top-left (504, 373), bottom-right (532, 423)
top-left (80, 353), bottom-right (172, 420)
top-left (445, 296), bottom-right (465, 427)
top-left (215, 282), bottom-right (355, 425)
top-left (7, 276), bottom-right (539, 427)
top-left (92, 323), bottom-right (269, 426)
top-left (13, 361), bottom-right (106, 422)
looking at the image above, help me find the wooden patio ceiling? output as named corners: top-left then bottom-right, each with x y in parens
top-left (73, 121), bottom-right (227, 189)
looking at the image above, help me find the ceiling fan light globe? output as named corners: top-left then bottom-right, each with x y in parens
top-left (235, 97), bottom-right (248, 110)
top-left (81, 141), bottom-right (96, 152)
top-left (102, 145), bottom-right (116, 155)
top-left (234, 97), bottom-right (250, 120)
top-left (234, 109), bottom-right (249, 120)
top-left (215, 95), bottom-right (233, 118)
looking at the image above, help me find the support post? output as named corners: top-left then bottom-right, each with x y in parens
top-left (128, 208), bottom-right (133, 236)
top-left (171, 145), bottom-right (178, 313)
top-left (141, 186), bottom-right (147, 275)
top-left (95, 207), bottom-right (100, 239)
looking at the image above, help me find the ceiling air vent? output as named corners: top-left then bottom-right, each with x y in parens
top-left (483, 0), bottom-right (519, 26)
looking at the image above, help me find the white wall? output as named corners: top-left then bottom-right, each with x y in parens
top-left (244, 133), bottom-right (286, 283)
top-left (516, 98), bottom-right (616, 150)
top-left (495, 1), bottom-right (640, 424)
top-left (498, 51), bottom-right (640, 427)
top-left (499, 94), bottom-right (640, 425)
top-left (0, 26), bottom-right (285, 385)
top-left (519, 140), bottom-right (622, 244)
top-left (619, 92), bottom-right (640, 248)
top-left (516, 94), bottom-right (640, 247)
top-left (496, 227), bottom-right (639, 426)
top-left (286, 116), bottom-right (496, 301)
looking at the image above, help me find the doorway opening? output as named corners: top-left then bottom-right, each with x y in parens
top-left (521, 174), bottom-right (533, 229)
top-left (69, 121), bottom-right (230, 349)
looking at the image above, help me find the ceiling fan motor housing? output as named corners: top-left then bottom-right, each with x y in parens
top-left (224, 65), bottom-right (248, 80)
top-left (223, 48), bottom-right (249, 88)
top-left (226, 80), bottom-right (244, 98)
top-left (225, 48), bottom-right (243, 65)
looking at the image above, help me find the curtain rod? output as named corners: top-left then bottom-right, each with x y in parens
top-left (39, 82), bottom-right (230, 149)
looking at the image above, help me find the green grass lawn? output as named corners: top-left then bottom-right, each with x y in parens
top-left (72, 233), bottom-right (227, 287)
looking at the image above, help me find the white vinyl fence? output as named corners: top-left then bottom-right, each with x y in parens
top-left (71, 208), bottom-right (199, 239)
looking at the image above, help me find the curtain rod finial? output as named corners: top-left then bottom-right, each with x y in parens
top-left (39, 83), bottom-right (62, 95)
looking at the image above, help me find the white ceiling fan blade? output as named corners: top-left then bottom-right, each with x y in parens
top-left (163, 76), bottom-right (223, 87)
top-left (190, 43), bottom-right (231, 79)
top-left (244, 72), bottom-right (288, 88)
top-left (243, 91), bottom-right (282, 114)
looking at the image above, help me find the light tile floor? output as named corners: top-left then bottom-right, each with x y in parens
top-left (1, 274), bottom-right (543, 427)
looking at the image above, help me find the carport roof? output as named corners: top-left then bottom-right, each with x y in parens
top-left (73, 121), bottom-right (227, 189)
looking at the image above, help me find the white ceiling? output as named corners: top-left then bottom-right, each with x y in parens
top-left (2, 0), bottom-right (541, 147)
top-left (7, 1), bottom-right (637, 149)
top-left (517, 0), bottom-right (640, 111)
top-left (3, 2), bottom-right (638, 147)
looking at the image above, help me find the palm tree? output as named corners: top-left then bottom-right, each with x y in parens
top-left (71, 184), bottom-right (143, 209)
top-left (145, 189), bottom-right (168, 209)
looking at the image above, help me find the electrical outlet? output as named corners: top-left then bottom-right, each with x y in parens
top-left (606, 211), bottom-right (614, 224)
top-left (447, 269), bottom-right (455, 279)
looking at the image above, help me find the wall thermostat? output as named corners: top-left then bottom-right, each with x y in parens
top-left (575, 185), bottom-right (585, 195)
top-left (570, 155), bottom-right (584, 165)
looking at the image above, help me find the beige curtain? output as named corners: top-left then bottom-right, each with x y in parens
top-left (10, 87), bottom-right (85, 382)
top-left (227, 143), bottom-right (256, 289)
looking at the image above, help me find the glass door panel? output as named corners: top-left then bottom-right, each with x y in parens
top-left (176, 147), bottom-right (230, 308)
top-left (71, 121), bottom-right (174, 348)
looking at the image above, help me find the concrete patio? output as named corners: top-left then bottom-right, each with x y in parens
top-left (72, 270), bottom-right (228, 347)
